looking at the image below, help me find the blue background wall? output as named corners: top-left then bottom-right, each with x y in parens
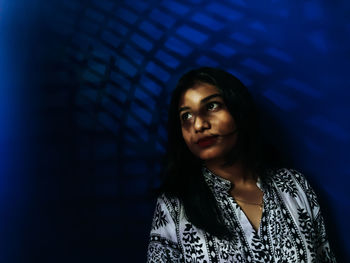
top-left (1, 0), bottom-right (349, 262)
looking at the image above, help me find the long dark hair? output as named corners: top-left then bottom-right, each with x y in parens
top-left (161, 67), bottom-right (272, 238)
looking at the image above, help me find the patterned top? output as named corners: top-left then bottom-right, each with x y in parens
top-left (147, 167), bottom-right (336, 263)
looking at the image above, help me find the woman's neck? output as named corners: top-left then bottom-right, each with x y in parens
top-left (205, 159), bottom-right (256, 186)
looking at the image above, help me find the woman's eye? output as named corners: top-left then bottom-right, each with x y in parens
top-left (207, 102), bottom-right (220, 111)
top-left (181, 112), bottom-right (192, 121)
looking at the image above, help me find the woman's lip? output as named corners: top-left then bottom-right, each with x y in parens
top-left (197, 136), bottom-right (218, 147)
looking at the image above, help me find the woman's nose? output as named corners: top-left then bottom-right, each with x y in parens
top-left (193, 116), bottom-right (210, 132)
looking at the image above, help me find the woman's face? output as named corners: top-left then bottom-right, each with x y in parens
top-left (178, 83), bottom-right (238, 164)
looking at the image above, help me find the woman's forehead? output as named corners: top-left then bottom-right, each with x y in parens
top-left (178, 83), bottom-right (220, 108)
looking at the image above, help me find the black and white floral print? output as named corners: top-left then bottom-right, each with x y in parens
top-left (147, 168), bottom-right (337, 262)
top-left (183, 223), bottom-right (207, 262)
top-left (151, 202), bottom-right (168, 230)
top-left (273, 169), bottom-right (299, 197)
top-left (148, 235), bottom-right (182, 263)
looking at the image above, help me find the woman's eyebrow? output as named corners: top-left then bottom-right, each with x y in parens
top-left (200, 93), bottom-right (221, 104)
top-left (178, 93), bottom-right (222, 113)
top-left (178, 106), bottom-right (190, 113)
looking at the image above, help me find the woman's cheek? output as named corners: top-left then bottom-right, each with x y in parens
top-left (181, 130), bottom-right (192, 146)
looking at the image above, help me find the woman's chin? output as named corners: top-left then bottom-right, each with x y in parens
top-left (198, 151), bottom-right (225, 163)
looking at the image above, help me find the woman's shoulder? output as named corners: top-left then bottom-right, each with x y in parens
top-left (267, 167), bottom-right (320, 208)
top-left (267, 167), bottom-right (307, 183)
top-left (156, 193), bottom-right (181, 206)
top-left (155, 193), bottom-right (182, 220)
top-left (265, 167), bottom-right (313, 196)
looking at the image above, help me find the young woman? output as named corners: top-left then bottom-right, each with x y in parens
top-left (147, 67), bottom-right (336, 262)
